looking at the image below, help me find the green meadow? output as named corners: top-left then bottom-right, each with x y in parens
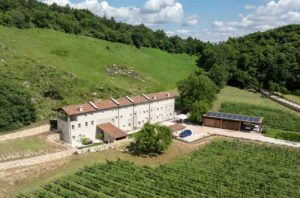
top-left (0, 26), bottom-right (197, 120)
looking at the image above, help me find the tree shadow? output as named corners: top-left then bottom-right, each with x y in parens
top-left (126, 142), bottom-right (160, 158)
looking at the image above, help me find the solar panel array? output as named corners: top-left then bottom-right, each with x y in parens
top-left (206, 112), bottom-right (262, 123)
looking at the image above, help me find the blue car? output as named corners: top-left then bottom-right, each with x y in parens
top-left (179, 130), bottom-right (192, 138)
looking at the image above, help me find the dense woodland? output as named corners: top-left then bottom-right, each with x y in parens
top-left (0, 0), bottom-right (207, 55)
top-left (199, 25), bottom-right (300, 93)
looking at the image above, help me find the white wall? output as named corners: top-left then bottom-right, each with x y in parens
top-left (61, 98), bottom-right (175, 147)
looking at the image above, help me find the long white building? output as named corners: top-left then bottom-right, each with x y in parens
top-left (57, 91), bottom-right (176, 147)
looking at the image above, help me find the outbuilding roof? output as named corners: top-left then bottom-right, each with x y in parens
top-left (59, 91), bottom-right (175, 116)
top-left (97, 123), bottom-right (128, 139)
top-left (204, 112), bottom-right (263, 124)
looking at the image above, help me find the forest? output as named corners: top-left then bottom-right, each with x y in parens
top-left (0, 0), bottom-right (207, 55)
top-left (199, 24), bottom-right (300, 93)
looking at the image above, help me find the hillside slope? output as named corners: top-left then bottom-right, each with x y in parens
top-left (0, 26), bottom-right (197, 121)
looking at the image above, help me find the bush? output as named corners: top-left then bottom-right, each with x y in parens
top-left (96, 133), bottom-right (104, 140)
top-left (189, 101), bottom-right (209, 123)
top-left (81, 137), bottom-right (92, 145)
top-left (135, 123), bottom-right (172, 154)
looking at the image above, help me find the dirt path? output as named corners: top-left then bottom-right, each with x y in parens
top-left (0, 124), bottom-right (50, 142)
top-left (0, 149), bottom-right (75, 171)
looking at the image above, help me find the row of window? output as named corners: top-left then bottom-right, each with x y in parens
top-left (72, 120), bottom-right (94, 129)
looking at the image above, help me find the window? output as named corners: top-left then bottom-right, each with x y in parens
top-left (72, 136), bottom-right (75, 140)
top-left (128, 123), bottom-right (131, 127)
top-left (71, 125), bottom-right (75, 129)
top-left (157, 108), bottom-right (159, 110)
top-left (91, 121), bottom-right (94, 125)
top-left (78, 123), bottom-right (81, 128)
top-left (85, 122), bottom-right (88, 126)
top-left (130, 113), bottom-right (132, 116)
top-left (120, 115), bottom-right (123, 118)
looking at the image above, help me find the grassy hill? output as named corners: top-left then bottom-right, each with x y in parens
top-left (0, 25), bottom-right (197, 121)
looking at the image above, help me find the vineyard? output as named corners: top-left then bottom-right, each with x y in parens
top-left (220, 102), bottom-right (300, 132)
top-left (20, 140), bottom-right (300, 198)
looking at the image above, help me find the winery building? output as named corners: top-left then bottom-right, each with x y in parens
top-left (57, 91), bottom-right (176, 147)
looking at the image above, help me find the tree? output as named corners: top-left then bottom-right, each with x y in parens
top-left (176, 74), bottom-right (218, 113)
top-left (209, 64), bottom-right (228, 88)
top-left (135, 123), bottom-right (172, 154)
top-left (0, 81), bottom-right (36, 132)
top-left (189, 101), bottom-right (209, 123)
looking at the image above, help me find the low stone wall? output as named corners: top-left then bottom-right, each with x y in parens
top-left (261, 90), bottom-right (300, 112)
top-left (75, 143), bottom-right (114, 155)
top-left (0, 124), bottom-right (50, 142)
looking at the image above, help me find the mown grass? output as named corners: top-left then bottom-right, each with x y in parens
top-left (0, 25), bottom-right (197, 121)
top-left (0, 135), bottom-right (58, 161)
top-left (212, 86), bottom-right (300, 117)
top-left (21, 140), bottom-right (300, 198)
top-left (265, 128), bottom-right (300, 142)
top-left (284, 94), bottom-right (300, 104)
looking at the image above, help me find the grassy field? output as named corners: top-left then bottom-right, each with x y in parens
top-left (0, 134), bottom-right (65, 162)
top-left (284, 94), bottom-right (300, 104)
top-left (0, 25), bottom-right (197, 120)
top-left (212, 86), bottom-right (300, 117)
top-left (20, 140), bottom-right (300, 198)
top-left (212, 86), bottom-right (300, 141)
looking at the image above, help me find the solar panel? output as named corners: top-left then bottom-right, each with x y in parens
top-left (206, 112), bottom-right (262, 124)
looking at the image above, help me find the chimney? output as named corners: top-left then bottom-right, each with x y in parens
top-left (152, 95), bottom-right (157, 100)
top-left (78, 106), bottom-right (83, 112)
top-left (166, 92), bottom-right (171, 97)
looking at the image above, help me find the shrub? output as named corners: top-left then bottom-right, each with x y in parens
top-left (96, 133), bottom-right (104, 140)
top-left (81, 137), bottom-right (92, 145)
top-left (135, 123), bottom-right (172, 154)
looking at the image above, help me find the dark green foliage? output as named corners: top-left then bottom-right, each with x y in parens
top-left (0, 0), bottom-right (207, 55)
top-left (176, 74), bottom-right (218, 113)
top-left (135, 123), bottom-right (172, 154)
top-left (0, 81), bottom-right (36, 132)
top-left (220, 102), bottom-right (300, 132)
top-left (189, 101), bottom-right (209, 123)
top-left (21, 140), bottom-right (300, 197)
top-left (197, 24), bottom-right (300, 92)
top-left (208, 64), bottom-right (228, 88)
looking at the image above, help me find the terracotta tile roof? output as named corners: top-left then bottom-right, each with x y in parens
top-left (61, 103), bottom-right (96, 116)
top-left (169, 124), bottom-right (186, 132)
top-left (117, 97), bottom-right (133, 106)
top-left (60, 91), bottom-right (176, 116)
top-left (97, 123), bottom-right (128, 139)
top-left (130, 95), bottom-right (149, 104)
top-left (147, 91), bottom-right (176, 101)
top-left (94, 99), bottom-right (118, 110)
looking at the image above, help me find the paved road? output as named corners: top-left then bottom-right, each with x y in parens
top-left (180, 124), bottom-right (300, 148)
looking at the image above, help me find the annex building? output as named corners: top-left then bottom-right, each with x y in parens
top-left (57, 91), bottom-right (175, 147)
